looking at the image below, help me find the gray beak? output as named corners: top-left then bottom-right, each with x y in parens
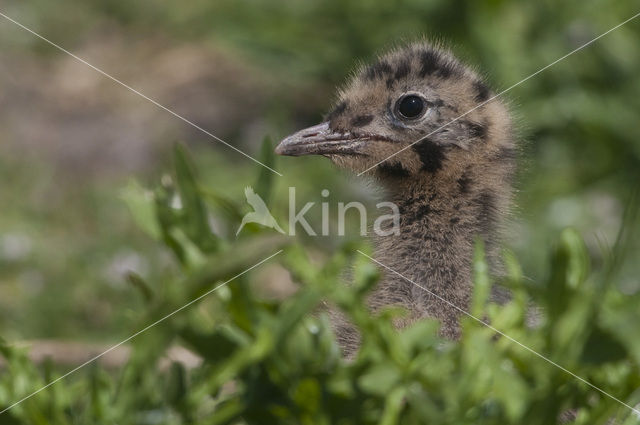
top-left (275, 122), bottom-right (369, 156)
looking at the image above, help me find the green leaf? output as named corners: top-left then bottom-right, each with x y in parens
top-left (169, 227), bottom-right (207, 269)
top-left (126, 272), bottom-right (154, 303)
top-left (180, 327), bottom-right (242, 363)
top-left (254, 136), bottom-right (276, 204)
top-left (200, 187), bottom-right (245, 223)
top-left (399, 319), bottom-right (439, 354)
top-left (186, 234), bottom-right (288, 300)
top-left (173, 144), bottom-right (221, 254)
top-left (559, 228), bottom-right (590, 290)
top-left (120, 179), bottom-right (161, 240)
top-left (358, 363), bottom-right (400, 396)
top-left (546, 228), bottom-right (590, 319)
top-left (165, 361), bottom-right (188, 406)
top-left (379, 386), bottom-right (407, 425)
top-left (291, 378), bottom-right (321, 415)
top-left (154, 182), bottom-right (187, 263)
top-left (581, 326), bottom-right (628, 364)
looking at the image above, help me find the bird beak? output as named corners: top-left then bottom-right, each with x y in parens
top-left (275, 122), bottom-right (369, 156)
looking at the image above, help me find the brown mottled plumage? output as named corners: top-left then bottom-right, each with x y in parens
top-left (276, 42), bottom-right (516, 354)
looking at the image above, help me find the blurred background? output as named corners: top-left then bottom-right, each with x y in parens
top-left (0, 0), bottom-right (638, 344)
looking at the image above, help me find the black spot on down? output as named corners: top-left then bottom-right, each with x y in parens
top-left (327, 101), bottom-right (347, 122)
top-left (351, 115), bottom-right (374, 127)
top-left (473, 80), bottom-right (490, 102)
top-left (412, 139), bottom-right (445, 173)
top-left (377, 162), bottom-right (410, 178)
top-left (365, 60), bottom-right (393, 81)
top-left (394, 59), bottom-right (411, 80)
top-left (467, 121), bottom-right (488, 140)
top-left (457, 172), bottom-right (472, 194)
top-left (475, 190), bottom-right (497, 234)
top-left (419, 49), bottom-right (461, 79)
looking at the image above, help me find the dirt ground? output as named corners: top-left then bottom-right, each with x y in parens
top-left (0, 31), bottom-right (270, 178)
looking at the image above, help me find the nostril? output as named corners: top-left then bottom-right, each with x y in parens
top-left (303, 132), bottom-right (319, 138)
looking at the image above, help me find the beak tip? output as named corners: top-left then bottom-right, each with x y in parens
top-left (274, 140), bottom-right (291, 156)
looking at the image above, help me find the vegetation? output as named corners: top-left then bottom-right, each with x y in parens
top-left (1, 0), bottom-right (639, 423)
top-left (2, 146), bottom-right (639, 424)
top-left (2, 0), bottom-right (639, 337)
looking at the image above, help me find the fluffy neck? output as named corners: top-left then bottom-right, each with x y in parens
top-left (371, 156), bottom-right (512, 338)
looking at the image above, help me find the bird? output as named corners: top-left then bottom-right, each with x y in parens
top-left (275, 41), bottom-right (516, 354)
top-left (236, 186), bottom-right (285, 235)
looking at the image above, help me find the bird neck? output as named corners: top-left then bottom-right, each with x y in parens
top-left (371, 166), bottom-right (509, 337)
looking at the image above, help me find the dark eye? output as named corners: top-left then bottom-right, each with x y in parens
top-left (396, 95), bottom-right (426, 120)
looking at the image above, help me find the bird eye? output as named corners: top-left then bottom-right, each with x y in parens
top-left (395, 94), bottom-right (426, 120)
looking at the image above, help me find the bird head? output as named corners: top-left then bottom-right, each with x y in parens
top-left (276, 42), bottom-right (513, 180)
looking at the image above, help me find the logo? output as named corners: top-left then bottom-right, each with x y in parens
top-left (236, 187), bottom-right (285, 235)
top-left (236, 187), bottom-right (400, 237)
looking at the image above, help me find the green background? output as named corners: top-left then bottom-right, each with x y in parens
top-left (0, 0), bottom-right (638, 346)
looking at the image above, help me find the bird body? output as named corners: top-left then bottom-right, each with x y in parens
top-left (276, 42), bottom-right (515, 353)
